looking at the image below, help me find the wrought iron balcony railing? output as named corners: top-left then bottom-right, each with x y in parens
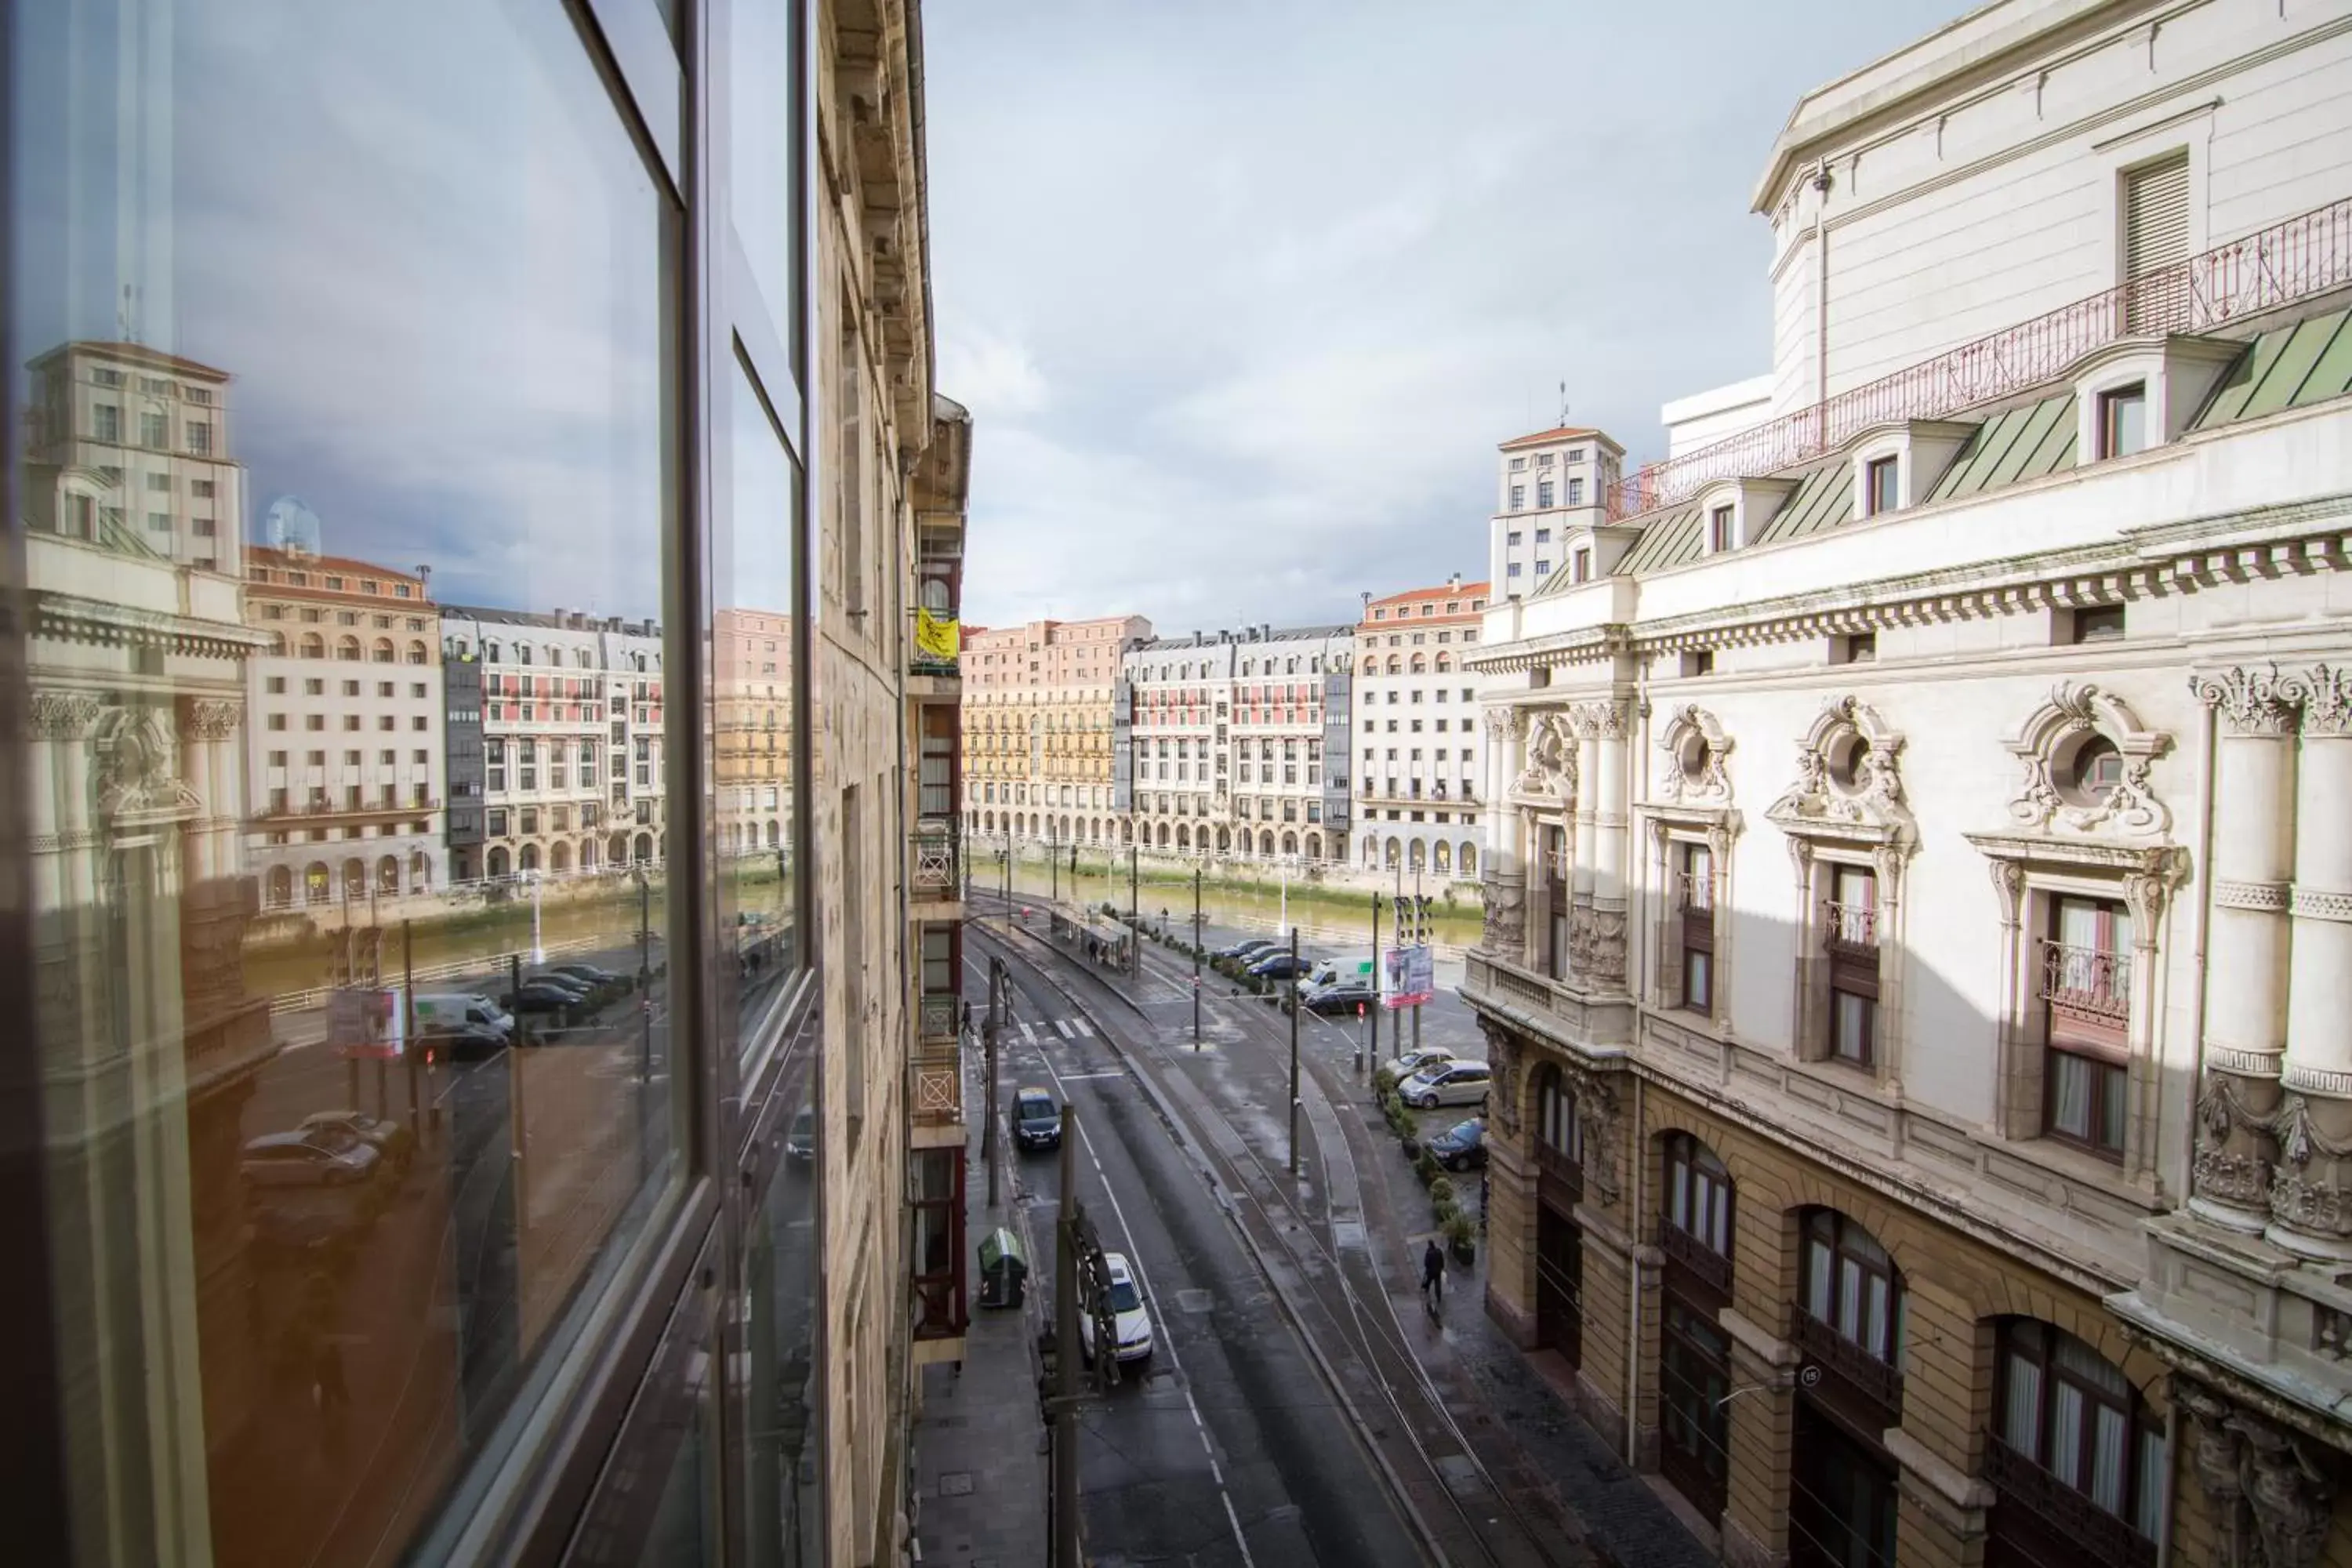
top-left (2038, 940), bottom-right (2131, 1025)
top-left (1794, 1307), bottom-right (1903, 1414)
top-left (909, 822), bottom-right (960, 896)
top-left (1985, 1436), bottom-right (2157, 1568)
top-left (1607, 195), bottom-right (2352, 520)
top-left (1823, 900), bottom-right (1878, 959)
top-left (1657, 1218), bottom-right (1732, 1297)
top-left (1676, 870), bottom-right (1715, 915)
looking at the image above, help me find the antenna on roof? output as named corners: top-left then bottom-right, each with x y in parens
top-left (1559, 381), bottom-right (1570, 426)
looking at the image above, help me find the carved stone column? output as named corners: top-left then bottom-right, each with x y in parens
top-left (2190, 666), bottom-right (2302, 1232)
top-left (1568, 707), bottom-right (1601, 980)
top-left (2270, 666), bottom-right (2352, 1258)
top-left (1590, 699), bottom-right (1632, 992)
top-left (1483, 707), bottom-right (1530, 959)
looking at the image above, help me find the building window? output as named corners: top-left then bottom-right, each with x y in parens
top-left (1571, 549), bottom-right (1590, 583)
top-left (2042, 896), bottom-right (2132, 1159)
top-left (1566, 477), bottom-right (1584, 505)
top-left (1992, 1320), bottom-right (2166, 1549)
top-left (1835, 632), bottom-right (1876, 665)
top-left (1509, 485), bottom-right (1525, 511)
top-left (1676, 843), bottom-right (1715, 1015)
top-left (2097, 384), bottom-right (2147, 459)
top-left (1662, 1133), bottom-right (1732, 1261)
top-left (1864, 455), bottom-right (1900, 517)
top-left (2070, 605), bottom-right (2126, 644)
top-left (1681, 648), bottom-right (1714, 678)
top-left (1824, 866), bottom-right (1878, 1066)
top-left (1799, 1209), bottom-right (1904, 1368)
top-left (1537, 480), bottom-right (1554, 508)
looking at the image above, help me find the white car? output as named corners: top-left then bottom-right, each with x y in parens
top-left (1079, 1250), bottom-right (1154, 1365)
top-left (1400, 1059), bottom-right (1492, 1110)
top-left (1376, 1044), bottom-right (1457, 1088)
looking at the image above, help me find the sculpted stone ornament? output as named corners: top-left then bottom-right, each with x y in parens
top-left (2301, 662), bottom-right (2352, 737)
top-left (2179, 1381), bottom-right (2338, 1568)
top-left (31, 690), bottom-right (103, 742)
top-left (1655, 705), bottom-right (1734, 806)
top-left (1483, 1022), bottom-right (1523, 1135)
top-left (1588, 904), bottom-right (1628, 988)
top-left (1481, 864), bottom-right (1526, 954)
top-left (2190, 663), bottom-right (2306, 737)
top-left (2003, 684), bottom-right (2173, 837)
top-left (1767, 696), bottom-right (1914, 840)
top-left (94, 706), bottom-right (202, 824)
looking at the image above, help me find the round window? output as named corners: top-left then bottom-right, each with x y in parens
top-left (1678, 732), bottom-right (1714, 784)
top-left (2062, 735), bottom-right (2125, 805)
top-left (1825, 732), bottom-right (1871, 794)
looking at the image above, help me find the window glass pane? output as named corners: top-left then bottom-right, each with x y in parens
top-left (13, 4), bottom-right (681, 1561)
top-left (2052, 1384), bottom-right (2088, 1489)
top-left (2090, 1403), bottom-right (2129, 1512)
top-left (729, 0), bottom-right (802, 360)
top-left (744, 1088), bottom-right (821, 1566)
top-left (1806, 1240), bottom-right (1834, 1320)
top-left (2134, 1432), bottom-right (2168, 1541)
top-left (2003, 1349), bottom-right (2043, 1458)
top-left (717, 361), bottom-right (804, 1062)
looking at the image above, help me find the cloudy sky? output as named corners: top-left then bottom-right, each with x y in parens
top-left (927, 0), bottom-right (1968, 635)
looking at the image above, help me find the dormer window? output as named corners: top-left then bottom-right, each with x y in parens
top-left (1864, 456), bottom-right (1900, 517)
top-left (1708, 506), bottom-right (1734, 554)
top-left (2097, 383), bottom-right (2147, 459)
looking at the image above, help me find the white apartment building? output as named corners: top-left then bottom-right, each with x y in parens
top-left (1352, 577), bottom-right (1490, 880)
top-left (1490, 425), bottom-right (1624, 600)
top-left (1123, 623), bottom-right (1354, 861)
top-left (1463, 5), bottom-right (2352, 1566)
top-left (21, 340), bottom-right (244, 575)
top-left (244, 546), bottom-right (445, 906)
top-left (964, 613), bottom-right (1148, 844)
top-left (440, 606), bottom-right (666, 880)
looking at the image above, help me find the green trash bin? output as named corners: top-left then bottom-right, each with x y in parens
top-left (978, 1226), bottom-right (1027, 1309)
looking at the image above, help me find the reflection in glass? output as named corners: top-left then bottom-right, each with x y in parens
top-left (717, 357), bottom-right (803, 1062)
top-left (745, 1095), bottom-right (822, 1566)
top-left (730, 0), bottom-right (803, 361)
top-left (13, 3), bottom-right (681, 1562)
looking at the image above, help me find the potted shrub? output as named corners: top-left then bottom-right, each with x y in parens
top-left (1446, 1212), bottom-right (1478, 1265)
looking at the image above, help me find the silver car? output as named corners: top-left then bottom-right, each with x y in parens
top-left (241, 1125), bottom-right (382, 1187)
top-left (1399, 1059), bottom-right (1492, 1109)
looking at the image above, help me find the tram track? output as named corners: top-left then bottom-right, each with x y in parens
top-left (969, 910), bottom-right (1589, 1566)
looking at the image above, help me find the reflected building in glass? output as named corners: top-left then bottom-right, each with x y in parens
top-left (4, 1), bottom-right (968, 1563)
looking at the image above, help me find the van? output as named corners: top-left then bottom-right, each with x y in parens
top-left (412, 993), bottom-right (514, 1040)
top-left (1305, 953), bottom-right (1375, 991)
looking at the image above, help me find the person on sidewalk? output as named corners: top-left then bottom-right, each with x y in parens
top-left (1422, 1238), bottom-right (1445, 1309)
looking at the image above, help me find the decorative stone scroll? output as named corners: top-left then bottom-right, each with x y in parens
top-left (2190, 664), bottom-right (2305, 737)
top-left (1767, 695), bottom-right (1914, 842)
top-left (2179, 1381), bottom-right (2339, 1568)
top-left (2002, 683), bottom-right (2172, 837)
top-left (1653, 704), bottom-right (1733, 806)
top-left (1481, 864), bottom-right (1526, 954)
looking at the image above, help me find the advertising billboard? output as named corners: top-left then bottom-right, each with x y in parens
top-left (1382, 944), bottom-right (1435, 1008)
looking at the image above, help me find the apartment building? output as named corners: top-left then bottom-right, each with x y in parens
top-left (1491, 424), bottom-right (1624, 599)
top-left (1124, 622), bottom-right (1355, 860)
top-left (714, 605), bottom-right (794, 859)
top-left (2, 3), bottom-right (960, 1561)
top-left (1463, 5), bottom-right (2352, 1568)
top-left (437, 606), bottom-right (664, 880)
top-left (1353, 577), bottom-right (1490, 880)
top-left (964, 613), bottom-right (1151, 844)
top-left (243, 544), bottom-right (446, 907)
top-left (20, 339), bottom-right (244, 573)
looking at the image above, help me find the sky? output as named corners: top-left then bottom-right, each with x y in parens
top-left (926, 0), bottom-right (1971, 636)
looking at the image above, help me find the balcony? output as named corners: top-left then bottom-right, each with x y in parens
top-left (2039, 940), bottom-right (2130, 1029)
top-left (257, 797), bottom-right (442, 824)
top-left (1985, 1436), bottom-right (2156, 1568)
top-left (1606, 194), bottom-right (2352, 519)
top-left (1676, 871), bottom-right (1714, 914)
top-left (1793, 1306), bottom-right (1903, 1415)
top-left (1535, 1138), bottom-right (1584, 1210)
top-left (1823, 901), bottom-right (1877, 960)
top-left (1657, 1218), bottom-right (1731, 1298)
top-left (910, 821), bottom-right (960, 903)
top-left (911, 1034), bottom-right (962, 1129)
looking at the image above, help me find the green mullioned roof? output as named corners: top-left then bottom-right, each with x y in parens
top-left (1611, 503), bottom-right (1705, 575)
top-left (2190, 307), bottom-right (2352, 431)
top-left (1924, 390), bottom-right (2078, 503)
top-left (1750, 463), bottom-right (1853, 546)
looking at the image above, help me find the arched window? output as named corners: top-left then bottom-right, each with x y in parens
top-left (551, 840), bottom-right (572, 872)
top-left (342, 858), bottom-right (366, 898)
top-left (336, 636), bottom-right (361, 661)
top-left (1661, 1134), bottom-right (1733, 1260)
top-left (304, 862), bottom-right (331, 903)
top-left (376, 855), bottom-right (401, 894)
top-left (409, 852), bottom-right (430, 891)
top-left (488, 847), bottom-right (510, 878)
top-left (407, 641), bottom-right (428, 665)
top-left (516, 643), bottom-right (533, 665)
top-left (1436, 652), bottom-right (1453, 672)
top-left (520, 843), bottom-right (541, 873)
top-left (1384, 837), bottom-right (1401, 869)
top-left (1410, 655), bottom-right (1426, 674)
top-left (1798, 1210), bottom-right (1904, 1369)
top-left (372, 638), bottom-right (395, 663)
top-left (266, 866), bottom-right (294, 908)
top-left (1433, 840), bottom-right (1452, 873)
top-left (299, 633), bottom-right (326, 659)
top-left (1533, 1064), bottom-right (1581, 1161)
top-left (1461, 841), bottom-right (1479, 876)
top-left (1991, 1321), bottom-right (2166, 1548)
top-left (1386, 655), bottom-right (1403, 674)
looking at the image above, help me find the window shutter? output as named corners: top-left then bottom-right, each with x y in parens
top-left (2122, 154), bottom-right (2191, 279)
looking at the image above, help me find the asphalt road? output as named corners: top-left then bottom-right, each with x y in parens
top-left (972, 942), bottom-right (1426, 1568)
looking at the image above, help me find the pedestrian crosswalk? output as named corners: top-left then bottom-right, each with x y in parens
top-left (1013, 1015), bottom-right (1094, 1044)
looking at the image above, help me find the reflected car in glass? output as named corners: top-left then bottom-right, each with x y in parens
top-left (300, 1110), bottom-right (416, 1178)
top-left (240, 1126), bottom-right (382, 1189)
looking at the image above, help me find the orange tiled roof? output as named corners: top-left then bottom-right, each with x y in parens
top-left (248, 546), bottom-right (428, 589)
top-left (1497, 424), bottom-right (1622, 452)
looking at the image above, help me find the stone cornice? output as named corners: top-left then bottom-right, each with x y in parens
top-left (1472, 496), bottom-right (2352, 670)
top-left (32, 591), bottom-right (276, 660)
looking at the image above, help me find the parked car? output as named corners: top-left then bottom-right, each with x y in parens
top-left (505, 980), bottom-right (586, 1015)
top-left (1399, 1059), bottom-right (1492, 1110)
top-left (547, 962), bottom-right (626, 1000)
top-left (300, 1110), bottom-right (414, 1178)
top-left (1078, 1251), bottom-right (1154, 1366)
top-left (528, 971), bottom-right (598, 1001)
top-left (1246, 950), bottom-right (1312, 982)
top-left (1426, 1118), bottom-right (1488, 1172)
top-left (1014, 1088), bottom-right (1062, 1152)
top-left (1214, 938), bottom-right (1278, 962)
top-left (1374, 1044), bottom-right (1457, 1088)
top-left (421, 1021), bottom-right (507, 1063)
top-left (1300, 979), bottom-right (1377, 1016)
top-left (241, 1126), bottom-right (381, 1188)
top-left (411, 993), bottom-right (514, 1040)
top-left (784, 1105), bottom-right (815, 1163)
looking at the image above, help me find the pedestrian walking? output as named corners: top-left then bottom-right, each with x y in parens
top-left (1421, 1237), bottom-right (1445, 1309)
top-left (960, 999), bottom-right (972, 1036)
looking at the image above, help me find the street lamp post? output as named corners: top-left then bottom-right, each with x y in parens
top-left (528, 869), bottom-right (546, 965)
top-left (635, 865), bottom-right (653, 1084)
top-left (1191, 865), bottom-right (1201, 1049)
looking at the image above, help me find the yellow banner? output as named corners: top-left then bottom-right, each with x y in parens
top-left (915, 608), bottom-right (960, 664)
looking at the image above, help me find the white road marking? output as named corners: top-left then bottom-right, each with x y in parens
top-left (1019, 1021), bottom-right (1036, 1044)
top-left (1055, 1018), bottom-right (1077, 1040)
top-left (1033, 1031), bottom-right (1258, 1568)
top-left (1051, 1071), bottom-right (1126, 1082)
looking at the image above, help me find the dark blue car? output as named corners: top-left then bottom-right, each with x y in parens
top-left (1427, 1118), bottom-right (1487, 1172)
top-left (1247, 951), bottom-right (1310, 981)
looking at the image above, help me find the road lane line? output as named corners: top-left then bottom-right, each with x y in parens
top-left (1030, 1036), bottom-right (1258, 1568)
top-left (1019, 1021), bottom-right (1036, 1043)
top-left (1054, 1018), bottom-right (1076, 1040)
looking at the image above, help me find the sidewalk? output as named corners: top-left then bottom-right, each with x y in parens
top-left (911, 1099), bottom-right (1048, 1568)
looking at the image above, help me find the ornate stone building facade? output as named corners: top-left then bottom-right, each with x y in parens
top-left (1464, 5), bottom-right (2352, 1566)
